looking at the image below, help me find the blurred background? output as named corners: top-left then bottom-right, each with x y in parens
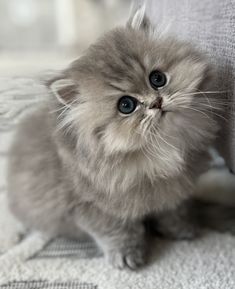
top-left (0, 0), bottom-right (132, 77)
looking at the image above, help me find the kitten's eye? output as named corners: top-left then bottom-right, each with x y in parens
top-left (149, 70), bottom-right (167, 89)
top-left (118, 96), bottom-right (137, 114)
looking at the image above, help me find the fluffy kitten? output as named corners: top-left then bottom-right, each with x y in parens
top-left (7, 6), bottom-right (220, 269)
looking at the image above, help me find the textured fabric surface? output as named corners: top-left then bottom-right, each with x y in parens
top-left (0, 218), bottom-right (235, 289)
top-left (35, 238), bottom-right (102, 259)
top-left (146, 0), bottom-right (235, 170)
top-left (0, 281), bottom-right (97, 289)
top-left (0, 76), bottom-right (49, 132)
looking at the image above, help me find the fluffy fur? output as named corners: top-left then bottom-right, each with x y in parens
top-left (7, 7), bottom-right (221, 269)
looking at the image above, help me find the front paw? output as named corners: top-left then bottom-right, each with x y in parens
top-left (106, 244), bottom-right (146, 270)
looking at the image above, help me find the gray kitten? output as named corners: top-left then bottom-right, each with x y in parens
top-left (7, 7), bottom-right (220, 269)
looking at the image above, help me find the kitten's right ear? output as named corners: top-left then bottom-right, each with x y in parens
top-left (48, 77), bottom-right (79, 107)
top-left (127, 3), bottom-right (152, 33)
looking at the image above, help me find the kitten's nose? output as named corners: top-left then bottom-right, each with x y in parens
top-left (149, 96), bottom-right (163, 109)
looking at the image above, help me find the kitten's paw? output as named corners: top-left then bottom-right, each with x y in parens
top-left (107, 245), bottom-right (146, 270)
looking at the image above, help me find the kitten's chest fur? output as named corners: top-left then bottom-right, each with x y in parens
top-left (61, 143), bottom-right (194, 219)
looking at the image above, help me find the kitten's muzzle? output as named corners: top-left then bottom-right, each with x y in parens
top-left (149, 96), bottom-right (163, 110)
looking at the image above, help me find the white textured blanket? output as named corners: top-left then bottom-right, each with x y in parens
top-left (0, 77), bottom-right (235, 289)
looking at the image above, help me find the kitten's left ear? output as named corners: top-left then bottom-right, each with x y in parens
top-left (127, 3), bottom-right (152, 33)
top-left (48, 77), bottom-right (79, 107)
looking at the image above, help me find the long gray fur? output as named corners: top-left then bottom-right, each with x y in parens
top-left (7, 7), bottom-right (221, 269)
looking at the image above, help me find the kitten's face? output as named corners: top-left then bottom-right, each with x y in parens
top-left (52, 7), bottom-right (218, 177)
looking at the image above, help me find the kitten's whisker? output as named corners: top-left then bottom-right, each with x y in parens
top-left (154, 126), bottom-right (180, 150)
top-left (139, 127), bottom-right (169, 162)
top-left (169, 90), bottom-right (181, 98)
top-left (191, 105), bottom-right (229, 122)
top-left (56, 108), bottom-right (78, 133)
top-left (197, 103), bottom-right (232, 111)
top-left (140, 115), bottom-right (152, 136)
top-left (195, 103), bottom-right (225, 111)
top-left (195, 89), bottom-right (232, 117)
top-left (196, 99), bottom-right (233, 105)
top-left (135, 129), bottom-right (160, 161)
top-left (57, 104), bottom-right (73, 120)
top-left (154, 124), bottom-right (178, 140)
top-left (176, 90), bottom-right (229, 97)
top-left (179, 105), bottom-right (212, 119)
top-left (141, 145), bottom-right (157, 163)
top-left (147, 129), bottom-right (174, 162)
top-left (51, 98), bottom-right (79, 114)
top-left (168, 97), bottom-right (227, 114)
top-left (168, 90), bottom-right (231, 107)
top-left (151, 125), bottom-right (180, 153)
top-left (168, 91), bottom-right (183, 101)
top-left (50, 106), bottom-right (67, 114)
top-left (180, 104), bottom-right (229, 123)
top-left (140, 147), bottom-right (153, 162)
top-left (144, 134), bottom-right (159, 158)
top-left (195, 89), bottom-right (214, 112)
top-left (57, 107), bottom-right (69, 120)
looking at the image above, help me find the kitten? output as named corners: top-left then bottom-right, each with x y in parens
top-left (7, 6), bottom-right (220, 269)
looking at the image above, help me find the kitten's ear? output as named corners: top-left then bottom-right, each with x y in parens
top-left (127, 3), bottom-right (152, 33)
top-left (48, 77), bottom-right (79, 107)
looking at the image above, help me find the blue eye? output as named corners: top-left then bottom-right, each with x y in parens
top-left (149, 70), bottom-right (167, 89)
top-left (118, 96), bottom-right (137, 114)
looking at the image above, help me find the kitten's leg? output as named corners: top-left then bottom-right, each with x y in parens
top-left (146, 199), bottom-right (235, 239)
top-left (145, 200), bottom-right (200, 240)
top-left (73, 204), bottom-right (146, 270)
top-left (186, 199), bottom-right (235, 235)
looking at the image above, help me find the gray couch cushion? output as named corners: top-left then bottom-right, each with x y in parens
top-left (147, 0), bottom-right (235, 169)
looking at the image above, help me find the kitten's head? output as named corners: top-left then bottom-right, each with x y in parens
top-left (50, 5), bottom-right (218, 178)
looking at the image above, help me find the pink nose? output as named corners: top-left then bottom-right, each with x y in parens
top-left (149, 97), bottom-right (163, 109)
